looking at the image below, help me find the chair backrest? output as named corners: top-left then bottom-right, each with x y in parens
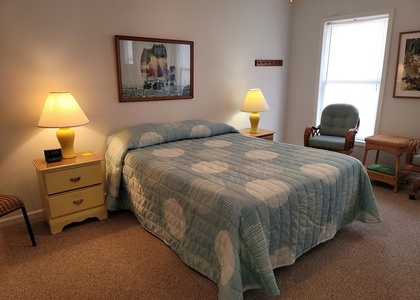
top-left (319, 104), bottom-right (359, 137)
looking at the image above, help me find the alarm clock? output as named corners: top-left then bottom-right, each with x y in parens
top-left (44, 149), bottom-right (63, 163)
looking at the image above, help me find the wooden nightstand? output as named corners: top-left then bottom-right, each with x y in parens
top-left (33, 151), bottom-right (108, 234)
top-left (240, 128), bottom-right (275, 141)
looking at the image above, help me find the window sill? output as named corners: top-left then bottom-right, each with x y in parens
top-left (355, 140), bottom-right (365, 148)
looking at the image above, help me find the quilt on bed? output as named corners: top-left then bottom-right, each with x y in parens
top-left (105, 120), bottom-right (381, 300)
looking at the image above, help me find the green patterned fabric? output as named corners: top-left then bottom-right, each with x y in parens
top-left (105, 120), bottom-right (380, 300)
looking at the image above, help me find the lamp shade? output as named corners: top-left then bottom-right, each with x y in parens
top-left (38, 92), bottom-right (89, 128)
top-left (240, 88), bottom-right (270, 113)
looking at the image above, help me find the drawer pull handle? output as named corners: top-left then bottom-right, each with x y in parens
top-left (73, 199), bottom-right (84, 205)
top-left (70, 177), bottom-right (81, 183)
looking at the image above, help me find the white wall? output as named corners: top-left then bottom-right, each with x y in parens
top-left (0, 0), bottom-right (292, 217)
top-left (286, 0), bottom-right (420, 162)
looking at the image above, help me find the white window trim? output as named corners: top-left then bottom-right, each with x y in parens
top-left (312, 9), bottom-right (394, 139)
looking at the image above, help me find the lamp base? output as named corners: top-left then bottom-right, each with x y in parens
top-left (249, 112), bottom-right (261, 134)
top-left (56, 127), bottom-right (76, 158)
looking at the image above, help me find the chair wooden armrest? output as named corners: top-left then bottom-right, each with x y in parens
top-left (406, 139), bottom-right (420, 166)
top-left (343, 128), bottom-right (358, 152)
top-left (304, 125), bottom-right (320, 146)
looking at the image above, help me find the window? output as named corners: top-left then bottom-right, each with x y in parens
top-left (317, 12), bottom-right (392, 141)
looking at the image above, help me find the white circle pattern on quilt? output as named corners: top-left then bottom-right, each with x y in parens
top-left (245, 179), bottom-right (290, 208)
top-left (164, 198), bottom-right (186, 240)
top-left (153, 148), bottom-right (185, 157)
top-left (215, 230), bottom-right (235, 286)
top-left (189, 125), bottom-right (211, 138)
top-left (300, 163), bottom-right (340, 184)
top-left (192, 161), bottom-right (229, 173)
top-left (203, 140), bottom-right (232, 147)
top-left (270, 247), bottom-right (295, 268)
top-left (245, 150), bottom-right (279, 160)
top-left (140, 132), bottom-right (164, 147)
top-left (188, 179), bottom-right (226, 215)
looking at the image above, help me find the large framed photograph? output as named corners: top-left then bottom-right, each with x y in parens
top-left (115, 35), bottom-right (194, 102)
top-left (393, 30), bottom-right (420, 98)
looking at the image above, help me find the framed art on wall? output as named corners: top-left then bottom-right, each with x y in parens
top-left (393, 30), bottom-right (420, 98)
top-left (115, 35), bottom-right (194, 102)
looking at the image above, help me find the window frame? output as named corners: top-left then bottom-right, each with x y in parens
top-left (314, 9), bottom-right (394, 143)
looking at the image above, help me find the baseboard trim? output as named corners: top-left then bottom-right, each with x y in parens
top-left (0, 209), bottom-right (44, 227)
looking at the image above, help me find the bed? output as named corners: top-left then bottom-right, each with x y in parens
top-left (105, 119), bottom-right (380, 300)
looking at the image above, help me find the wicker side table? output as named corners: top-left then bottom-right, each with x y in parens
top-left (362, 135), bottom-right (412, 192)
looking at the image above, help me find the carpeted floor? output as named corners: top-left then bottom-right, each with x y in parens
top-left (1, 182), bottom-right (419, 300)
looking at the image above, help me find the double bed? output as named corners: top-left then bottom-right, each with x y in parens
top-left (105, 119), bottom-right (380, 300)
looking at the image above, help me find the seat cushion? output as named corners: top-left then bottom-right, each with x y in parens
top-left (0, 195), bottom-right (24, 217)
top-left (413, 154), bottom-right (420, 167)
top-left (308, 135), bottom-right (346, 151)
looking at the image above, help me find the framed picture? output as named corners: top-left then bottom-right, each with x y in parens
top-left (115, 35), bottom-right (194, 102)
top-left (393, 30), bottom-right (420, 98)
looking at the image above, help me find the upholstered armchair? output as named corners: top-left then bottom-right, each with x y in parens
top-left (405, 139), bottom-right (420, 200)
top-left (304, 104), bottom-right (360, 155)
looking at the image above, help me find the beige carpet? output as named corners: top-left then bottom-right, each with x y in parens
top-left (1, 182), bottom-right (419, 300)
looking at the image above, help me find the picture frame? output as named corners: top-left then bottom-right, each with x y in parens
top-left (393, 30), bottom-right (420, 98)
top-left (115, 35), bottom-right (194, 102)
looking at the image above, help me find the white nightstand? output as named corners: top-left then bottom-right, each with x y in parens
top-left (33, 151), bottom-right (108, 234)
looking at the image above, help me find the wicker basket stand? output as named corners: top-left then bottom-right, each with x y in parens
top-left (362, 135), bottom-right (412, 192)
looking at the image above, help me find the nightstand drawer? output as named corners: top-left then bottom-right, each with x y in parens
top-left (48, 185), bottom-right (104, 218)
top-left (260, 135), bottom-right (274, 141)
top-left (44, 164), bottom-right (102, 195)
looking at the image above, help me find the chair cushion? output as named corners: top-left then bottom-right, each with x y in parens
top-left (0, 195), bottom-right (24, 217)
top-left (308, 135), bottom-right (346, 151)
top-left (413, 154), bottom-right (420, 167)
top-left (319, 104), bottom-right (359, 137)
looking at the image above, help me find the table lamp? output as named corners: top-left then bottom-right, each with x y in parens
top-left (240, 88), bottom-right (270, 134)
top-left (38, 92), bottom-right (89, 159)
